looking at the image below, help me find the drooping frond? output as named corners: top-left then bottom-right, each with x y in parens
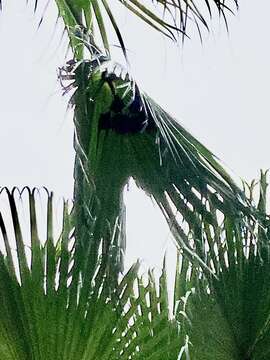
top-left (62, 58), bottom-right (251, 275)
top-left (177, 171), bottom-right (270, 359)
top-left (0, 187), bottom-right (184, 359)
top-left (27, 0), bottom-right (238, 60)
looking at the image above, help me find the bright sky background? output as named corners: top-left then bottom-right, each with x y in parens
top-left (1, 1), bottom-right (270, 272)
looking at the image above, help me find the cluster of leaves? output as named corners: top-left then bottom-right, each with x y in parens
top-left (1, 177), bottom-right (270, 359)
top-left (177, 171), bottom-right (270, 360)
top-left (3, 1), bottom-right (270, 360)
top-left (10, 0), bottom-right (238, 59)
top-left (66, 57), bottom-right (250, 278)
top-left (0, 188), bottom-right (183, 359)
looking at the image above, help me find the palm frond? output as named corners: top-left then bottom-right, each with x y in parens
top-left (62, 58), bottom-right (251, 275)
top-left (177, 171), bottom-right (270, 360)
top-left (26, 0), bottom-right (238, 60)
top-left (0, 187), bottom-right (184, 359)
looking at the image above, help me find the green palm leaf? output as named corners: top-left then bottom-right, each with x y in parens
top-left (0, 187), bottom-right (184, 359)
top-left (65, 58), bottom-right (250, 276)
top-left (178, 171), bottom-right (270, 360)
top-left (22, 0), bottom-right (238, 59)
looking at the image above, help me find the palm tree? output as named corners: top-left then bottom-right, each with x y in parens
top-left (1, 1), bottom-right (266, 359)
top-left (15, 2), bottom-right (244, 278)
top-left (52, 0), bottom-right (247, 279)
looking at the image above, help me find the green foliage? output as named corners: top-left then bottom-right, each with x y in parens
top-left (178, 172), bottom-right (270, 360)
top-left (2, 178), bottom-right (270, 360)
top-left (0, 188), bottom-right (183, 359)
top-left (66, 58), bottom-right (250, 278)
top-left (20, 0), bottom-right (238, 59)
top-left (3, 2), bottom-right (270, 360)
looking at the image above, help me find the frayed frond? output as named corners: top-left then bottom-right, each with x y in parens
top-left (27, 0), bottom-right (238, 60)
top-left (62, 58), bottom-right (251, 273)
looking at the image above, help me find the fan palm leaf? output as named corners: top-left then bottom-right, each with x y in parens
top-left (20, 0), bottom-right (238, 59)
top-left (0, 187), bottom-right (184, 359)
top-left (63, 58), bottom-right (250, 278)
top-left (177, 171), bottom-right (270, 360)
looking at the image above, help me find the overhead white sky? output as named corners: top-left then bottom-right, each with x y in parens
top-left (0, 0), bottom-right (270, 271)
